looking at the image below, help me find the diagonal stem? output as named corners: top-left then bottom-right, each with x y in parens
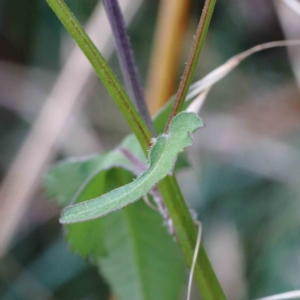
top-left (46, 0), bottom-right (152, 152)
top-left (165, 0), bottom-right (216, 131)
top-left (158, 176), bottom-right (226, 300)
top-left (103, 0), bottom-right (156, 136)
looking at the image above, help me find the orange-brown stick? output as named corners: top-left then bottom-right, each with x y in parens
top-left (146, 0), bottom-right (190, 115)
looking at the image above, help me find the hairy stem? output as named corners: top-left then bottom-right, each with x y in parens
top-left (159, 177), bottom-right (226, 299)
top-left (46, 0), bottom-right (152, 152)
top-left (165, 0), bottom-right (216, 131)
top-left (103, 0), bottom-right (156, 135)
top-left (158, 0), bottom-right (225, 297)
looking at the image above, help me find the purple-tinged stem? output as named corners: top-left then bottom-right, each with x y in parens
top-left (103, 0), bottom-right (156, 136)
top-left (165, 0), bottom-right (215, 132)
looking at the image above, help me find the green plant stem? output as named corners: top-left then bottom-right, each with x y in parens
top-left (159, 176), bottom-right (226, 300)
top-left (46, 0), bottom-right (226, 298)
top-left (46, 0), bottom-right (152, 152)
top-left (165, 0), bottom-right (216, 131)
top-left (162, 2), bottom-right (226, 296)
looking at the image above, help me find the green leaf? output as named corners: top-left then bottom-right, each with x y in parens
top-left (64, 165), bottom-right (138, 259)
top-left (44, 156), bottom-right (102, 207)
top-left (98, 169), bottom-right (185, 300)
top-left (65, 171), bottom-right (108, 258)
top-left (44, 145), bottom-right (141, 258)
top-left (64, 168), bottom-right (185, 300)
top-left (45, 132), bottom-right (187, 259)
top-left (44, 146), bottom-right (145, 258)
top-left (44, 148), bottom-right (139, 207)
top-left (99, 202), bottom-right (185, 300)
top-left (60, 112), bottom-right (204, 224)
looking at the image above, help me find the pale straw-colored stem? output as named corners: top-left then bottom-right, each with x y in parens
top-left (187, 221), bottom-right (202, 300)
top-left (255, 290), bottom-right (300, 300)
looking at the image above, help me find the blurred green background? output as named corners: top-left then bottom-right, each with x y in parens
top-left (1, 0), bottom-right (300, 299)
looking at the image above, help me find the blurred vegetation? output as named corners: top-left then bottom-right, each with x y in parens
top-left (1, 0), bottom-right (300, 299)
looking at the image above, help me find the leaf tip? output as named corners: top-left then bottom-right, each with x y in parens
top-left (60, 207), bottom-right (73, 224)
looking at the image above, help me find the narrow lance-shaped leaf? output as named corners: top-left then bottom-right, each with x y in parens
top-left (60, 112), bottom-right (203, 224)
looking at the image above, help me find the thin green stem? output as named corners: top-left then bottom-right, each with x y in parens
top-left (46, 0), bottom-right (226, 298)
top-left (159, 176), bottom-right (227, 299)
top-left (165, 0), bottom-right (216, 131)
top-left (46, 0), bottom-right (152, 152)
top-left (161, 1), bottom-right (226, 297)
